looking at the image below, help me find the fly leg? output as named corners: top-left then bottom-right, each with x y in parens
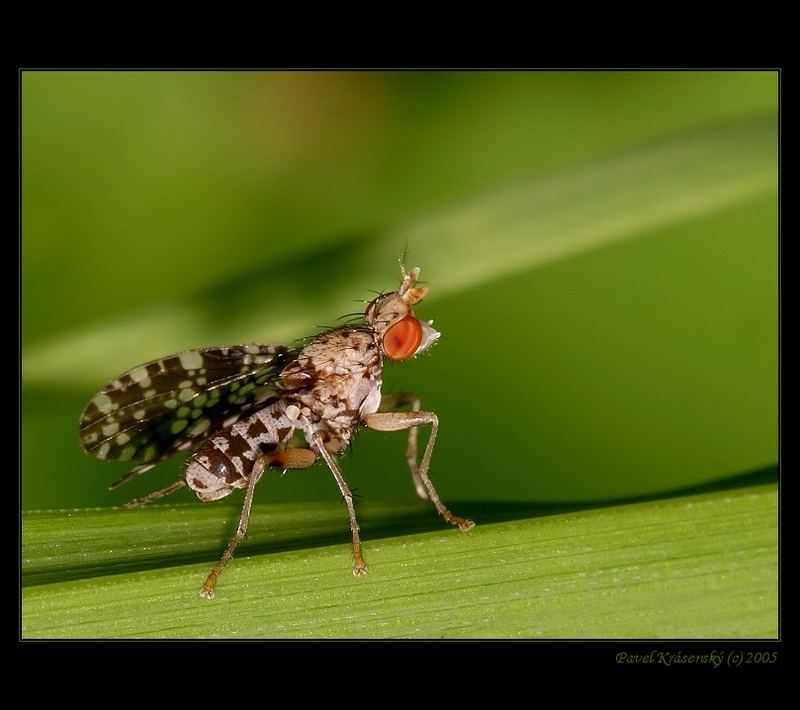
top-left (363, 409), bottom-right (474, 531)
top-left (313, 434), bottom-right (368, 576)
top-left (199, 461), bottom-right (263, 600)
top-left (200, 447), bottom-right (317, 599)
top-left (109, 463), bottom-right (157, 491)
top-left (122, 480), bottom-right (186, 508)
top-left (377, 392), bottom-right (427, 500)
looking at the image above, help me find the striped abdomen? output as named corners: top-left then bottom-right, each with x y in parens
top-left (184, 401), bottom-right (298, 501)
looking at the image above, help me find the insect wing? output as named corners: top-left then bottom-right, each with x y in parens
top-left (79, 344), bottom-right (295, 467)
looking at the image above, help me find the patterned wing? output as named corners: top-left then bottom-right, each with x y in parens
top-left (79, 344), bottom-right (297, 485)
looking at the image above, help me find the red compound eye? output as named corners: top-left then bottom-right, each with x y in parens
top-left (383, 315), bottom-right (422, 361)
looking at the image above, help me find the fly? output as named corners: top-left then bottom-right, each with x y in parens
top-left (79, 265), bottom-right (474, 598)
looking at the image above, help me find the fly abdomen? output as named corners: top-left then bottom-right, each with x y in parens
top-left (185, 444), bottom-right (245, 501)
top-left (184, 403), bottom-right (296, 502)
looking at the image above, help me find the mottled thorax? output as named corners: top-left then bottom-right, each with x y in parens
top-left (281, 327), bottom-right (383, 453)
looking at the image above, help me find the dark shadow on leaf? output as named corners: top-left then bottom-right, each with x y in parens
top-left (455, 464), bottom-right (779, 524)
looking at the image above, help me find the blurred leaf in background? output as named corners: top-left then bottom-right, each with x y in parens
top-left (22, 70), bottom-right (777, 513)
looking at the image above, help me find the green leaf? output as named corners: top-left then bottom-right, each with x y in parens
top-left (23, 117), bottom-right (776, 389)
top-left (22, 478), bottom-right (777, 638)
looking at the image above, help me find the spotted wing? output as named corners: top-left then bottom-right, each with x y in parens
top-left (79, 344), bottom-right (297, 483)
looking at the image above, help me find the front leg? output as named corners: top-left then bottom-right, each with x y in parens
top-left (363, 410), bottom-right (474, 532)
top-left (377, 392), bottom-right (428, 500)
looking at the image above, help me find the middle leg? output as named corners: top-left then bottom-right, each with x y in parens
top-left (313, 434), bottom-right (368, 576)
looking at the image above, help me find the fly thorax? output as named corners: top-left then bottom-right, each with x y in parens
top-left (283, 327), bottom-right (383, 454)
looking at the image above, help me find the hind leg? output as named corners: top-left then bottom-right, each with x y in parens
top-left (200, 447), bottom-right (317, 599)
top-left (122, 480), bottom-right (187, 508)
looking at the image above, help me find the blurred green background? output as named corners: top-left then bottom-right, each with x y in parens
top-left (22, 71), bottom-right (778, 511)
